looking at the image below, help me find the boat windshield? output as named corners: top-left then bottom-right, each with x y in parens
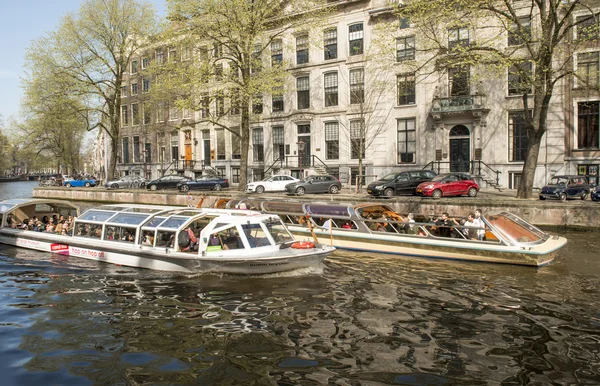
top-left (0, 203), bottom-right (16, 213)
top-left (485, 212), bottom-right (547, 245)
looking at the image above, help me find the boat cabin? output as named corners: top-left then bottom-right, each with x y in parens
top-left (0, 199), bottom-right (79, 229)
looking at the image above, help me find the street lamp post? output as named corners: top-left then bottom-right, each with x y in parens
top-left (296, 139), bottom-right (305, 179)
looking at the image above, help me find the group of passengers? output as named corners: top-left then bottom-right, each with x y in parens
top-left (6, 214), bottom-right (76, 236)
top-left (75, 223), bottom-right (102, 238)
top-left (431, 209), bottom-right (485, 240)
top-left (362, 212), bottom-right (419, 235)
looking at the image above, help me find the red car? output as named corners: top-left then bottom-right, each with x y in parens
top-left (416, 173), bottom-right (479, 198)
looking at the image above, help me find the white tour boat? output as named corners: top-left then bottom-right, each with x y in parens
top-left (215, 198), bottom-right (567, 267)
top-left (0, 199), bottom-right (334, 274)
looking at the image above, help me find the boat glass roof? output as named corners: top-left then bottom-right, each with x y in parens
top-left (158, 216), bottom-right (188, 229)
top-left (305, 204), bottom-right (351, 218)
top-left (108, 212), bottom-right (153, 225)
top-left (262, 201), bottom-right (304, 214)
top-left (79, 210), bottom-right (118, 222)
top-left (143, 216), bottom-right (167, 228)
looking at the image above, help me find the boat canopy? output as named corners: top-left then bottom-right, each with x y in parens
top-left (484, 211), bottom-right (548, 245)
top-left (0, 199), bottom-right (80, 227)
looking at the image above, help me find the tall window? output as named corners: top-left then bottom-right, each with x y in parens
top-left (231, 167), bottom-right (240, 183)
top-left (508, 61), bottom-right (533, 95)
top-left (121, 86), bottom-right (127, 98)
top-left (324, 28), bottom-right (337, 60)
top-left (216, 94), bottom-right (225, 117)
top-left (578, 101), bottom-right (599, 149)
top-left (143, 103), bottom-right (151, 125)
top-left (131, 60), bottom-right (138, 73)
top-left (399, 17), bottom-right (410, 29)
top-left (296, 34), bottom-right (309, 65)
top-left (232, 130), bottom-right (241, 160)
top-left (349, 68), bottom-right (364, 104)
top-left (252, 95), bottom-right (263, 115)
top-left (142, 78), bottom-right (150, 93)
top-left (349, 23), bottom-right (364, 55)
top-left (145, 143), bottom-right (151, 164)
top-left (448, 27), bottom-right (469, 50)
top-left (131, 103), bottom-right (140, 125)
top-left (157, 102), bottom-right (165, 123)
top-left (251, 44), bottom-right (262, 74)
top-left (324, 122), bottom-right (339, 160)
top-left (508, 111), bottom-right (529, 161)
top-left (272, 86), bottom-right (284, 112)
top-left (133, 136), bottom-right (140, 163)
top-left (171, 132), bottom-right (178, 161)
top-left (397, 118), bottom-right (416, 163)
top-left (396, 36), bottom-right (415, 62)
top-left (324, 72), bottom-right (338, 107)
top-left (230, 91), bottom-right (240, 115)
top-left (122, 137), bottom-right (129, 163)
top-left (297, 76), bottom-right (310, 109)
top-left (508, 16), bottom-right (531, 46)
top-left (272, 126), bottom-right (285, 160)
top-left (131, 83), bottom-right (138, 96)
top-left (121, 105), bottom-right (128, 126)
top-left (397, 73), bottom-right (416, 105)
top-left (215, 63), bottom-right (223, 80)
top-left (577, 52), bottom-right (599, 89)
top-left (577, 14), bottom-right (599, 40)
top-left (200, 95), bottom-right (209, 118)
top-left (142, 57), bottom-right (150, 69)
top-left (252, 128), bottom-right (264, 162)
top-left (350, 119), bottom-right (365, 159)
top-left (449, 66), bottom-right (470, 96)
top-left (156, 50), bottom-right (165, 65)
top-left (271, 39), bottom-right (283, 65)
top-left (216, 130), bottom-right (225, 160)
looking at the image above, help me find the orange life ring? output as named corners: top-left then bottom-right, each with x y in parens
top-left (291, 241), bottom-right (315, 249)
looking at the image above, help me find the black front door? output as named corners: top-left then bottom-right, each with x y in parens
top-left (450, 138), bottom-right (470, 172)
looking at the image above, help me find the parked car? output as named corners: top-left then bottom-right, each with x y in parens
top-left (285, 175), bottom-right (341, 195)
top-left (592, 185), bottom-right (600, 201)
top-left (539, 175), bottom-right (590, 201)
top-left (64, 177), bottom-right (97, 188)
top-left (177, 175), bottom-right (229, 192)
top-left (146, 175), bottom-right (190, 191)
top-left (367, 170), bottom-right (437, 197)
top-left (105, 175), bottom-right (147, 189)
top-left (246, 175), bottom-right (300, 193)
top-left (416, 173), bottom-right (479, 198)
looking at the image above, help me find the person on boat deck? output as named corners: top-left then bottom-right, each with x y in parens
top-left (381, 214), bottom-right (396, 232)
top-left (42, 216), bottom-right (49, 225)
top-left (473, 209), bottom-right (486, 241)
top-left (54, 221), bottom-right (63, 235)
top-left (208, 234), bottom-right (220, 246)
top-left (462, 213), bottom-right (476, 239)
top-left (181, 227), bottom-right (199, 252)
top-left (19, 219), bottom-right (30, 230)
top-left (404, 213), bottom-right (417, 234)
top-left (434, 212), bottom-right (459, 238)
top-left (376, 222), bottom-right (387, 232)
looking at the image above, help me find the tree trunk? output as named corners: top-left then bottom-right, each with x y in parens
top-left (108, 129), bottom-right (118, 180)
top-left (516, 133), bottom-right (542, 199)
top-left (238, 98), bottom-right (250, 191)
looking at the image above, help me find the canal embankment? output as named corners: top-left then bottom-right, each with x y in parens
top-left (32, 187), bottom-right (600, 229)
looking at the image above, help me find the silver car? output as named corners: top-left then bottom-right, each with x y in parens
top-left (105, 175), bottom-right (147, 189)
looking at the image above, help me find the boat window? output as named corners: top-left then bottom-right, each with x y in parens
top-left (207, 225), bottom-right (243, 251)
top-left (264, 218), bottom-right (294, 243)
top-left (105, 226), bottom-right (136, 242)
top-left (140, 230), bottom-right (156, 246)
top-left (356, 206), bottom-right (395, 219)
top-left (0, 204), bottom-right (15, 212)
top-left (486, 213), bottom-right (544, 244)
top-left (156, 231), bottom-right (176, 248)
top-left (241, 223), bottom-right (271, 248)
top-left (306, 205), bottom-right (351, 218)
top-left (262, 201), bottom-right (304, 214)
top-left (34, 204), bottom-right (55, 212)
top-left (143, 216), bottom-right (167, 228)
top-left (159, 216), bottom-right (187, 229)
top-left (79, 210), bottom-right (117, 222)
top-left (74, 222), bottom-right (102, 239)
top-left (110, 213), bottom-right (151, 225)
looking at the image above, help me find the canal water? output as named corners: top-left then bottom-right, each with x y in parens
top-left (0, 181), bottom-right (599, 385)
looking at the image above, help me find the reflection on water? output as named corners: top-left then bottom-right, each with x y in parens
top-left (1, 181), bottom-right (600, 384)
top-left (0, 231), bottom-right (599, 385)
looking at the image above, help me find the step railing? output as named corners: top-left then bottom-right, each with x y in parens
top-left (423, 160), bottom-right (501, 186)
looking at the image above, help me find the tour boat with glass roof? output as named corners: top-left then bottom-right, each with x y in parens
top-left (214, 198), bottom-right (566, 267)
top-left (0, 199), bottom-right (334, 274)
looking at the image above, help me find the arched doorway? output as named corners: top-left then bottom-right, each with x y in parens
top-left (449, 125), bottom-right (470, 172)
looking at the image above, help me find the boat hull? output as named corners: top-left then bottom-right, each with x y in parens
top-left (288, 227), bottom-right (565, 267)
top-left (0, 231), bottom-right (330, 274)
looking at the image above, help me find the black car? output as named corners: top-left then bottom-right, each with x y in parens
top-left (177, 176), bottom-right (229, 192)
top-left (367, 170), bottom-right (437, 197)
top-left (539, 175), bottom-right (590, 201)
top-left (146, 175), bottom-right (190, 191)
top-left (285, 175), bottom-right (341, 195)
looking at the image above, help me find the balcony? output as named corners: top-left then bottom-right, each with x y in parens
top-left (431, 94), bottom-right (484, 113)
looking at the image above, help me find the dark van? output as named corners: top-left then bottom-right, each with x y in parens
top-left (367, 170), bottom-right (437, 197)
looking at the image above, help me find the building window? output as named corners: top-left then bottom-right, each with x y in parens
top-left (350, 166), bottom-right (366, 186)
top-left (271, 39), bottom-right (283, 65)
top-left (156, 50), bottom-right (165, 65)
top-left (272, 86), bottom-right (284, 112)
top-left (577, 52), bottom-right (599, 89)
top-left (159, 146), bottom-right (165, 163)
top-left (213, 43), bottom-right (222, 58)
top-left (232, 131), bottom-right (241, 160)
top-left (121, 105), bottom-right (128, 126)
top-left (169, 104), bottom-right (179, 121)
top-left (297, 76), bottom-right (310, 109)
top-left (168, 47), bottom-right (177, 61)
top-left (142, 78), bottom-right (150, 93)
top-left (143, 103), bottom-right (151, 125)
top-left (297, 124), bottom-right (310, 134)
top-left (214, 94), bottom-right (224, 117)
top-left (296, 34), bottom-right (309, 65)
top-left (215, 63), bottom-right (223, 80)
top-left (349, 23), bottom-right (364, 56)
top-left (324, 72), bottom-right (338, 107)
top-left (396, 36), bottom-right (415, 62)
top-left (121, 86), bottom-right (127, 98)
top-left (145, 143), bottom-right (151, 164)
top-left (170, 132), bottom-right (178, 161)
top-left (399, 17), bottom-right (410, 29)
top-left (324, 122), bottom-right (339, 160)
top-left (508, 61), bottom-right (533, 95)
top-left (272, 126), bottom-right (285, 160)
top-left (509, 172), bottom-right (522, 189)
top-left (449, 66), bottom-right (470, 96)
top-left (397, 73), bottom-right (416, 105)
top-left (230, 92), bottom-right (240, 115)
top-left (122, 137), bottom-right (130, 164)
top-left (131, 60), bottom-right (138, 74)
top-left (216, 130), bottom-right (225, 160)
top-left (448, 26), bottom-right (469, 50)
top-left (131, 83), bottom-right (138, 96)
top-left (133, 136), bottom-right (140, 163)
top-left (397, 118), bottom-right (416, 163)
top-left (577, 101), bottom-right (599, 149)
top-left (252, 95), bottom-right (263, 115)
top-left (231, 167), bottom-right (240, 183)
top-left (508, 111), bottom-right (529, 162)
top-left (349, 68), bottom-right (364, 104)
top-left (577, 14), bottom-right (599, 41)
top-left (508, 16), bottom-right (531, 46)
top-left (350, 119), bottom-right (365, 160)
top-left (251, 44), bottom-right (262, 74)
top-left (252, 128), bottom-right (264, 162)
top-left (157, 102), bottom-right (165, 123)
top-left (182, 46), bottom-right (191, 61)
top-left (131, 103), bottom-right (140, 125)
top-left (324, 28), bottom-right (337, 60)
top-left (200, 95), bottom-right (209, 118)
top-left (142, 57), bottom-right (150, 69)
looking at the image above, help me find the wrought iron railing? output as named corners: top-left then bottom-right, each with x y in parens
top-left (431, 94), bottom-right (484, 113)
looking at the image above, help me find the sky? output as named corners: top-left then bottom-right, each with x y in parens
top-left (0, 0), bottom-right (166, 125)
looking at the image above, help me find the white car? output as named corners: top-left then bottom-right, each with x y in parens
top-left (246, 175), bottom-right (300, 193)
